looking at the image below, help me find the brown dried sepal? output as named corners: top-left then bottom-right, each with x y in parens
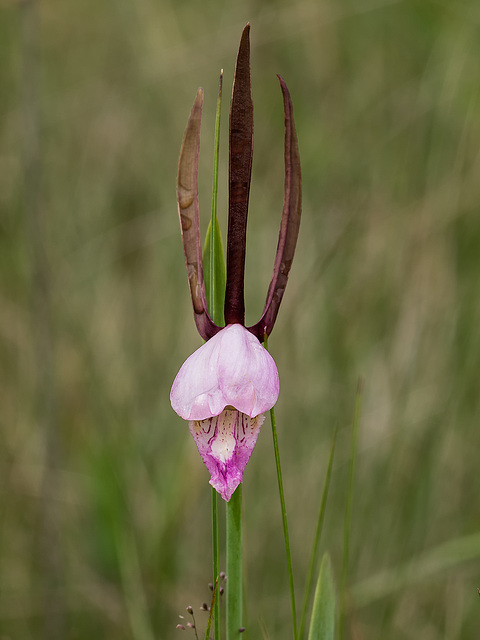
top-left (176, 88), bottom-right (220, 340)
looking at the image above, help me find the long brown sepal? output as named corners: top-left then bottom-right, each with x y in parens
top-left (224, 23), bottom-right (254, 326)
top-left (248, 76), bottom-right (302, 342)
top-left (177, 88), bottom-right (221, 340)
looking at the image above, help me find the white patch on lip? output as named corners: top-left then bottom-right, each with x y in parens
top-left (210, 410), bottom-right (237, 464)
top-left (189, 408), bottom-right (265, 501)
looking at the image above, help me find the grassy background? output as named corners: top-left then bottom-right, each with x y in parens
top-left (1, 0), bottom-right (480, 638)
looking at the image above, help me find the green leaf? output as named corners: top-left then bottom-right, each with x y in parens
top-left (299, 426), bottom-right (337, 640)
top-left (207, 70), bottom-right (224, 640)
top-left (308, 553), bottom-right (336, 640)
top-left (265, 363), bottom-right (298, 640)
top-left (203, 69), bottom-right (225, 330)
top-left (203, 216), bottom-right (226, 325)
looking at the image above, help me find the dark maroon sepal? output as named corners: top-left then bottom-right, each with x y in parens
top-left (224, 23), bottom-right (253, 326)
top-left (248, 76), bottom-right (302, 342)
top-left (177, 27), bottom-right (301, 344)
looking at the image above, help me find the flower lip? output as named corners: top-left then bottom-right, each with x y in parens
top-left (189, 409), bottom-right (265, 501)
top-left (170, 324), bottom-right (279, 421)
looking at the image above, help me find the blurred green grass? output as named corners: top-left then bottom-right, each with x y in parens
top-left (1, 0), bottom-right (480, 638)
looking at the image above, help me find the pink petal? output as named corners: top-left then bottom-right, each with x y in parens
top-left (189, 409), bottom-right (264, 501)
top-left (170, 324), bottom-right (279, 421)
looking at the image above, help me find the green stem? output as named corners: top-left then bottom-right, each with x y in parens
top-left (226, 485), bottom-right (243, 639)
top-left (269, 402), bottom-right (298, 640)
top-left (339, 378), bottom-right (364, 640)
top-left (208, 70), bottom-right (223, 640)
top-left (264, 335), bottom-right (297, 640)
top-left (212, 488), bottom-right (220, 640)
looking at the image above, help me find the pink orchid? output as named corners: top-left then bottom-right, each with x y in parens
top-left (171, 324), bottom-right (279, 500)
top-left (171, 25), bottom-right (301, 501)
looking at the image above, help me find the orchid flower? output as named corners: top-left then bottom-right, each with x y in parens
top-left (171, 24), bottom-right (301, 501)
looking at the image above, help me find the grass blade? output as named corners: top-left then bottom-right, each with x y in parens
top-left (307, 553), bottom-right (336, 640)
top-left (352, 531), bottom-right (480, 608)
top-left (203, 215), bottom-right (226, 323)
top-left (203, 70), bottom-right (226, 324)
top-left (226, 486), bottom-right (243, 639)
top-left (202, 70), bottom-right (225, 640)
top-left (299, 426), bottom-right (338, 640)
top-left (265, 334), bottom-right (298, 640)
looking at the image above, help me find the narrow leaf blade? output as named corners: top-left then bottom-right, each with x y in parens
top-left (308, 553), bottom-right (336, 640)
top-left (299, 426), bottom-right (338, 640)
top-left (203, 217), bottom-right (226, 326)
top-left (204, 70), bottom-right (226, 328)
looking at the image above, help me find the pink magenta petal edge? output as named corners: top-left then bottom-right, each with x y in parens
top-left (170, 324), bottom-right (279, 421)
top-left (189, 411), bottom-right (264, 501)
